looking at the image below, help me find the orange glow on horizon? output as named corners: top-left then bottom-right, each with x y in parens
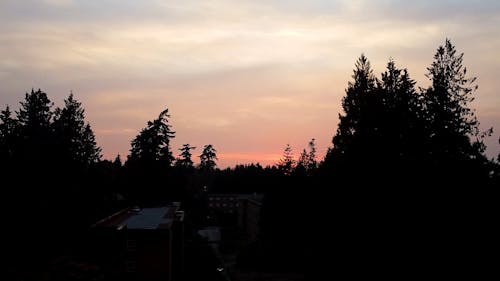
top-left (217, 152), bottom-right (283, 167)
top-left (100, 149), bottom-right (321, 169)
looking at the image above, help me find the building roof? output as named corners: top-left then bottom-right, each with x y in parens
top-left (93, 205), bottom-right (181, 230)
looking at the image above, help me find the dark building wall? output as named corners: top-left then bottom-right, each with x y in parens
top-left (128, 230), bottom-right (172, 281)
top-left (172, 217), bottom-right (184, 280)
top-left (238, 198), bottom-right (262, 242)
top-left (245, 199), bottom-right (261, 242)
top-left (90, 207), bottom-right (184, 281)
top-left (90, 229), bottom-right (174, 281)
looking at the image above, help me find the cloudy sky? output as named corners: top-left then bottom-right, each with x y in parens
top-left (1, 0), bottom-right (499, 167)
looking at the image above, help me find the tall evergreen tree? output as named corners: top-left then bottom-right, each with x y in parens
top-left (81, 123), bottom-right (101, 164)
top-left (176, 144), bottom-right (196, 169)
top-left (378, 60), bottom-right (423, 163)
top-left (125, 108), bottom-right (176, 204)
top-left (17, 89), bottom-right (53, 132)
top-left (277, 144), bottom-right (295, 175)
top-left (128, 108), bottom-right (175, 166)
top-left (323, 55), bottom-right (428, 181)
top-left (52, 93), bottom-right (101, 165)
top-left (0, 106), bottom-right (18, 162)
top-left (333, 54), bottom-right (377, 155)
top-left (423, 39), bottom-right (492, 180)
top-left (199, 144), bottom-right (217, 171)
top-left (15, 89), bottom-right (54, 168)
top-left (324, 55), bottom-right (379, 177)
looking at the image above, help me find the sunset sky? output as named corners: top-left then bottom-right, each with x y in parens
top-left (1, 0), bottom-right (499, 168)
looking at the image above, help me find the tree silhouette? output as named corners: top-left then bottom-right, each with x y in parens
top-left (0, 106), bottom-right (18, 162)
top-left (126, 108), bottom-right (177, 204)
top-left (2, 90), bottom-right (113, 267)
top-left (296, 148), bottom-right (308, 174)
top-left (423, 39), bottom-right (492, 170)
top-left (128, 108), bottom-right (175, 166)
top-left (324, 54), bottom-right (380, 180)
top-left (494, 138), bottom-right (500, 186)
top-left (15, 89), bottom-right (55, 171)
top-left (199, 144), bottom-right (217, 171)
top-left (176, 143), bottom-right (196, 169)
top-left (277, 144), bottom-right (295, 175)
top-left (333, 54), bottom-right (377, 155)
top-left (314, 41), bottom-right (497, 278)
top-left (306, 138), bottom-right (317, 171)
top-left (113, 154), bottom-right (122, 167)
top-left (323, 53), bottom-right (451, 183)
top-left (376, 59), bottom-right (425, 179)
top-left (17, 89), bottom-right (53, 132)
top-left (53, 93), bottom-right (101, 165)
top-left (296, 138), bottom-right (317, 175)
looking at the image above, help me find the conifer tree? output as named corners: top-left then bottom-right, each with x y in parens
top-left (129, 108), bottom-right (175, 166)
top-left (199, 144), bottom-right (217, 171)
top-left (53, 93), bottom-right (101, 165)
top-left (176, 143), bottom-right (196, 169)
top-left (278, 144), bottom-right (295, 175)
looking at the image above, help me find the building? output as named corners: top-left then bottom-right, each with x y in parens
top-left (207, 193), bottom-right (241, 214)
top-left (207, 193), bottom-right (263, 242)
top-left (91, 203), bottom-right (184, 281)
top-left (238, 194), bottom-right (263, 242)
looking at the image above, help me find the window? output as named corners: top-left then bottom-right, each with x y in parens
top-left (126, 239), bottom-right (137, 252)
top-left (126, 261), bottom-right (136, 273)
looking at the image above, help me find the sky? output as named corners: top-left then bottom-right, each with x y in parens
top-left (0, 0), bottom-right (499, 168)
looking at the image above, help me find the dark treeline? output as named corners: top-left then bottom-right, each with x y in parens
top-left (312, 40), bottom-right (498, 277)
top-left (1, 39), bottom-right (498, 279)
top-left (1, 91), bottom-right (102, 227)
